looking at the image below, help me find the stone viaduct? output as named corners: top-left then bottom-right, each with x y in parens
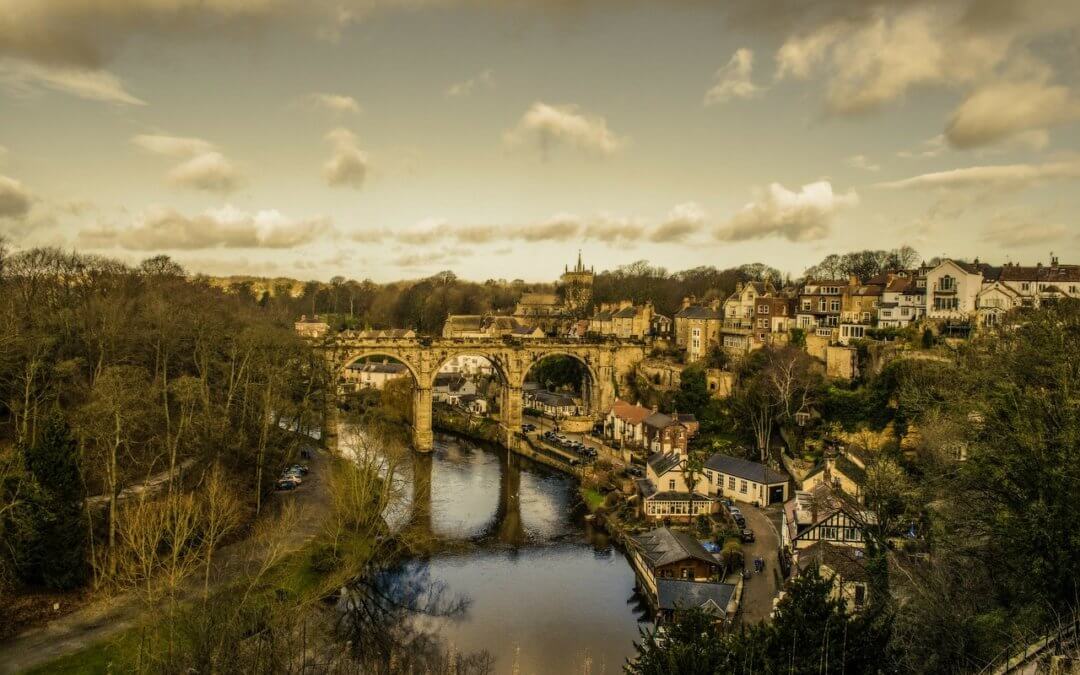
top-left (322, 335), bottom-right (647, 452)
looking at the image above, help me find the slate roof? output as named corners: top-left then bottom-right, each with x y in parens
top-left (647, 451), bottom-right (683, 476)
top-left (644, 411), bottom-right (677, 430)
top-left (797, 541), bottom-right (870, 582)
top-left (656, 579), bottom-right (735, 616)
top-left (631, 527), bottom-right (719, 568)
top-left (675, 305), bottom-right (722, 320)
top-left (704, 453), bottom-right (789, 485)
top-left (835, 455), bottom-right (867, 485)
top-left (349, 361), bottom-right (408, 374)
top-left (531, 390), bottom-right (577, 407)
top-left (613, 306), bottom-right (639, 319)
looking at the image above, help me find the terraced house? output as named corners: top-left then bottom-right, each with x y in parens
top-left (674, 297), bottom-right (723, 362)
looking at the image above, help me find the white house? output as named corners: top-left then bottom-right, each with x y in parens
top-left (605, 399), bottom-right (651, 447)
top-left (433, 373), bottom-right (477, 404)
top-left (342, 360), bottom-right (409, 391)
top-left (925, 259), bottom-right (984, 320)
top-left (976, 281), bottom-right (1022, 328)
top-left (877, 274), bottom-right (925, 328)
top-left (703, 454), bottom-right (789, 506)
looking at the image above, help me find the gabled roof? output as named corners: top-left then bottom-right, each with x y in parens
top-left (797, 541), bottom-right (870, 581)
top-left (676, 305), bottom-right (722, 320)
top-left (531, 390), bottom-right (577, 407)
top-left (644, 411), bottom-right (678, 430)
top-left (631, 527), bottom-right (718, 568)
top-left (656, 579), bottom-right (735, 615)
top-left (705, 453), bottom-right (789, 485)
top-left (647, 451), bottom-right (683, 476)
top-left (613, 306), bottom-right (639, 319)
top-left (609, 399), bottom-right (652, 425)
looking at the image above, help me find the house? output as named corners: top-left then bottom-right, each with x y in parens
top-left (801, 451), bottom-right (867, 501)
top-left (344, 328), bottom-right (418, 339)
top-left (457, 393), bottom-right (489, 415)
top-left (796, 280), bottom-right (845, 341)
top-left (704, 453), bottom-right (790, 505)
top-left (976, 281), bottom-right (1022, 328)
top-left (342, 360), bottom-right (410, 391)
top-left (509, 325), bottom-right (546, 339)
top-left (720, 282), bottom-right (777, 354)
top-left (837, 278), bottom-right (884, 345)
top-left (796, 541), bottom-right (871, 613)
top-left (674, 296), bottom-right (723, 362)
top-left (588, 306), bottom-right (615, 336)
top-left (605, 399), bottom-right (652, 447)
top-left (566, 319), bottom-right (591, 339)
top-left (643, 411), bottom-right (692, 455)
top-left (656, 578), bottom-right (737, 625)
top-left (651, 313), bottom-right (672, 337)
top-left (612, 301), bottom-right (655, 339)
top-left (877, 274), bottom-right (926, 328)
top-left (524, 389), bottom-right (580, 417)
top-left (639, 437), bottom-right (713, 521)
top-left (433, 373), bottom-right (477, 404)
top-left (925, 259), bottom-right (984, 320)
top-left (994, 257), bottom-right (1080, 308)
top-left (442, 315), bottom-right (523, 338)
top-left (438, 354), bottom-right (495, 377)
top-left (751, 296), bottom-right (796, 348)
top-left (782, 490), bottom-right (870, 553)
top-left (294, 315), bottom-right (329, 339)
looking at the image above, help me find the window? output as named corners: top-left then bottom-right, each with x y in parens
top-left (939, 275), bottom-right (955, 291)
top-left (802, 300), bottom-right (811, 311)
top-left (854, 584), bottom-right (866, 607)
top-left (668, 479), bottom-right (676, 491)
top-left (820, 526), bottom-right (838, 540)
top-left (862, 312), bottom-right (871, 322)
top-left (728, 476), bottom-right (735, 490)
top-left (934, 297), bottom-right (959, 311)
top-left (830, 300), bottom-right (841, 312)
top-left (844, 527), bottom-right (859, 541)
top-left (1021, 282), bottom-right (1030, 291)
top-left (681, 568), bottom-right (691, 579)
top-left (758, 304), bottom-right (769, 314)
top-left (740, 480), bottom-right (747, 494)
top-left (819, 299), bottom-right (827, 312)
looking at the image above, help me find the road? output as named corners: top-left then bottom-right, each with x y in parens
top-left (0, 447), bottom-right (332, 674)
top-left (736, 503), bottom-right (783, 625)
top-left (521, 413), bottom-right (627, 468)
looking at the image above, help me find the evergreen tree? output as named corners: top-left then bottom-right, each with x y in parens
top-left (20, 414), bottom-right (88, 589)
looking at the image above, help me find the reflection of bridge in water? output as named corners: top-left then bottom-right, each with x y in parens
top-left (320, 336), bottom-right (646, 452)
top-left (402, 443), bottom-right (526, 548)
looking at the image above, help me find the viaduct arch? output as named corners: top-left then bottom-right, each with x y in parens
top-left (325, 336), bottom-right (646, 452)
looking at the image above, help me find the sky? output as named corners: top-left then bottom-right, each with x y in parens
top-left (1, 0), bottom-right (1079, 282)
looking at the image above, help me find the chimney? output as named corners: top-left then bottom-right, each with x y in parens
top-left (682, 296), bottom-right (692, 310)
top-left (709, 298), bottom-right (721, 311)
top-left (736, 281), bottom-right (744, 292)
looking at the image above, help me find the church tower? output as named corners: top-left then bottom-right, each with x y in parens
top-left (560, 249), bottom-right (594, 313)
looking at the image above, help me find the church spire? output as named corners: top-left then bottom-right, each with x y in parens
top-left (576, 249), bottom-right (583, 272)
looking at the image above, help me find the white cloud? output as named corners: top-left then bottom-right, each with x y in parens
top-left (649, 202), bottom-right (705, 242)
top-left (80, 204), bottom-right (334, 250)
top-left (946, 78), bottom-right (1080, 149)
top-left (877, 160), bottom-right (1080, 191)
top-left (306, 92), bottom-right (361, 113)
top-left (704, 48), bottom-right (762, 106)
top-left (445, 69), bottom-right (495, 97)
top-left (845, 154), bottom-right (880, 172)
top-left (503, 102), bottom-right (625, 157)
top-left (323, 127), bottom-right (369, 188)
top-left (132, 133), bottom-right (243, 193)
top-left (0, 59), bottom-right (144, 105)
top-left (0, 175), bottom-right (33, 219)
top-left (896, 134), bottom-right (946, 159)
top-left (716, 181), bottom-right (858, 242)
top-left (167, 152), bottom-right (243, 193)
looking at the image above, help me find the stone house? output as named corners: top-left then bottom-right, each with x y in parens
top-left (605, 399), bottom-right (651, 447)
top-left (801, 449), bottom-right (867, 501)
top-left (433, 373), bottom-right (477, 404)
top-left (796, 541), bottom-right (871, 612)
top-left (294, 315), bottom-right (329, 338)
top-left (796, 280), bottom-right (845, 341)
top-left (674, 297), bottom-right (723, 362)
top-left (838, 278), bottom-right (884, 345)
top-left (643, 411), bottom-right (693, 455)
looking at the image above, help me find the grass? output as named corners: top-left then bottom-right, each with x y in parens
top-left (582, 487), bottom-right (605, 512)
top-left (25, 629), bottom-right (137, 675)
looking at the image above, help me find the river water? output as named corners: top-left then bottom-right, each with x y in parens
top-left (381, 432), bottom-right (649, 674)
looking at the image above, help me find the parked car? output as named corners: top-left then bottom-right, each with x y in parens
top-left (282, 470), bottom-right (303, 484)
top-left (276, 477), bottom-right (299, 490)
top-left (740, 528), bottom-right (755, 543)
top-left (521, 423), bottom-right (536, 432)
top-left (290, 464), bottom-right (309, 475)
top-left (720, 498), bottom-right (733, 507)
top-left (733, 514), bottom-right (746, 528)
top-left (626, 465), bottom-right (643, 477)
top-left (728, 505), bottom-right (742, 516)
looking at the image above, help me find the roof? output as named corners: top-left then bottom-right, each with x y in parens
top-left (631, 527), bottom-right (719, 568)
top-left (434, 373), bottom-right (465, 389)
top-left (349, 361), bottom-right (408, 374)
top-left (647, 490), bottom-right (713, 502)
top-left (519, 293), bottom-right (560, 306)
top-left (834, 455), bottom-right (867, 485)
top-left (457, 393), bottom-right (482, 403)
top-left (797, 541), bottom-right (870, 582)
top-left (613, 306), bottom-right (639, 319)
top-left (647, 451), bottom-right (683, 476)
top-left (656, 579), bottom-right (735, 615)
top-left (444, 315), bottom-right (483, 331)
top-left (644, 411), bottom-right (678, 430)
top-left (704, 453), bottom-right (789, 485)
top-left (510, 325), bottom-right (543, 336)
top-left (609, 399), bottom-right (652, 425)
top-left (530, 390), bottom-right (577, 407)
top-left (675, 305), bottom-right (722, 320)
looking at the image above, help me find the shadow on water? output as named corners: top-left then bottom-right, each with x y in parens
top-left (338, 430), bottom-right (650, 673)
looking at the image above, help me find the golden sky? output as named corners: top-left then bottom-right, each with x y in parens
top-left (1, 0), bottom-right (1079, 280)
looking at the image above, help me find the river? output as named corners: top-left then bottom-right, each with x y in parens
top-left (375, 431), bottom-right (649, 674)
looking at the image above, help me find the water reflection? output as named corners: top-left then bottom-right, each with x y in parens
top-left (378, 432), bottom-right (648, 674)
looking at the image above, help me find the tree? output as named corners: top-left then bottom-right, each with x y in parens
top-left (627, 608), bottom-right (735, 675)
top-left (673, 366), bottom-right (710, 418)
top-left (20, 414), bottom-right (87, 589)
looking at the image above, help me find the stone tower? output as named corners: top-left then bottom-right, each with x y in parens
top-left (560, 250), bottom-right (594, 313)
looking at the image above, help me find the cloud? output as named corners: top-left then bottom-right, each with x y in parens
top-left (132, 133), bottom-right (243, 193)
top-left (845, 154), bottom-right (880, 172)
top-left (80, 204), bottom-right (333, 250)
top-left (981, 219), bottom-right (1068, 247)
top-left (503, 102), bottom-right (625, 157)
top-left (649, 202), bottom-right (705, 242)
top-left (306, 92), bottom-right (361, 113)
top-left (896, 134), bottom-right (947, 159)
top-left (716, 180), bottom-right (858, 242)
top-left (876, 160), bottom-right (1080, 191)
top-left (131, 134), bottom-right (215, 157)
top-left (323, 128), bottom-right (369, 188)
top-left (0, 175), bottom-right (33, 219)
top-left (167, 152), bottom-right (243, 193)
top-left (445, 69), bottom-right (495, 97)
top-left (0, 59), bottom-right (144, 105)
top-left (704, 48), bottom-right (762, 106)
top-left (945, 78), bottom-right (1080, 149)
